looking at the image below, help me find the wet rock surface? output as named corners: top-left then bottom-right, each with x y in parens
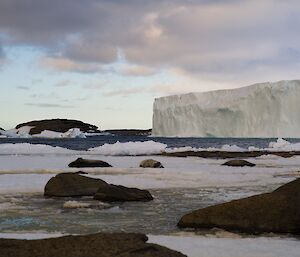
top-left (178, 179), bottom-right (300, 234)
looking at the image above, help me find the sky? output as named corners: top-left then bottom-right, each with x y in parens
top-left (0, 0), bottom-right (300, 130)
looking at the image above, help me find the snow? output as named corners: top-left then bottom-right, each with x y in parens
top-left (88, 140), bottom-right (167, 155)
top-left (0, 154), bottom-right (297, 193)
top-left (148, 234), bottom-right (300, 257)
top-left (0, 127), bottom-right (87, 138)
top-left (0, 143), bottom-right (76, 155)
top-left (152, 80), bottom-right (300, 137)
top-left (63, 200), bottom-right (91, 209)
top-left (268, 138), bottom-right (300, 151)
top-left (0, 232), bottom-right (65, 239)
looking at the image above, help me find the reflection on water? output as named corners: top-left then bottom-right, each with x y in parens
top-left (0, 185), bottom-right (275, 235)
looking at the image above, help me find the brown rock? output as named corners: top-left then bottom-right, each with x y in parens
top-left (0, 232), bottom-right (186, 257)
top-left (140, 159), bottom-right (164, 168)
top-left (68, 158), bottom-right (112, 168)
top-left (44, 173), bottom-right (153, 202)
top-left (178, 179), bottom-right (300, 234)
top-left (94, 184), bottom-right (153, 202)
top-left (44, 173), bottom-right (107, 197)
top-left (222, 159), bottom-right (255, 167)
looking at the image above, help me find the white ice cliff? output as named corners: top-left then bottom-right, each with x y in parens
top-left (152, 80), bottom-right (300, 137)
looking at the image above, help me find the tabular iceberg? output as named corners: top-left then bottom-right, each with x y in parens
top-left (152, 80), bottom-right (300, 138)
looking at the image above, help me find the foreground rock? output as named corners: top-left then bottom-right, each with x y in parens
top-left (0, 232), bottom-right (186, 257)
top-left (45, 173), bottom-right (153, 201)
top-left (68, 158), bottom-right (112, 168)
top-left (222, 159), bottom-right (255, 167)
top-left (44, 173), bottom-right (107, 197)
top-left (140, 159), bottom-right (164, 168)
top-left (16, 119), bottom-right (99, 135)
top-left (94, 184), bottom-right (153, 202)
top-left (178, 179), bottom-right (300, 234)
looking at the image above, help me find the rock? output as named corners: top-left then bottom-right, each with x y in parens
top-left (0, 232), bottom-right (187, 257)
top-left (222, 159), bottom-right (255, 167)
top-left (44, 173), bottom-right (153, 202)
top-left (104, 129), bottom-right (152, 136)
top-left (162, 150), bottom-right (299, 159)
top-left (44, 173), bottom-right (107, 197)
top-left (0, 127), bottom-right (4, 131)
top-left (16, 119), bottom-right (99, 135)
top-left (68, 158), bottom-right (112, 168)
top-left (94, 184), bottom-right (153, 202)
top-left (140, 159), bottom-right (164, 168)
top-left (178, 179), bottom-right (300, 234)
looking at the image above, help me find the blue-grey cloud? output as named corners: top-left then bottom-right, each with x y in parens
top-left (25, 103), bottom-right (74, 108)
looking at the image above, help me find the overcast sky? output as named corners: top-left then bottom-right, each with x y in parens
top-left (1, 0), bottom-right (300, 129)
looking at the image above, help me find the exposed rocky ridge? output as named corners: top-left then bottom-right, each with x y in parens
top-left (104, 129), bottom-right (152, 136)
top-left (161, 150), bottom-right (298, 159)
top-left (0, 232), bottom-right (186, 257)
top-left (16, 119), bottom-right (99, 135)
top-left (178, 179), bottom-right (300, 234)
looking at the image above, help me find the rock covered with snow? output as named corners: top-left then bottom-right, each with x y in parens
top-left (152, 80), bottom-right (300, 137)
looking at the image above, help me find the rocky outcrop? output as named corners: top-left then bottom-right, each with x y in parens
top-left (162, 150), bottom-right (297, 159)
top-left (178, 179), bottom-right (300, 234)
top-left (94, 184), bottom-right (153, 202)
top-left (68, 158), bottom-right (112, 168)
top-left (16, 119), bottom-right (99, 135)
top-left (140, 159), bottom-right (164, 168)
top-left (222, 160), bottom-right (255, 167)
top-left (0, 127), bottom-right (4, 131)
top-left (44, 173), bottom-right (153, 202)
top-left (0, 232), bottom-right (186, 257)
top-left (104, 129), bottom-right (152, 136)
top-left (44, 173), bottom-right (107, 197)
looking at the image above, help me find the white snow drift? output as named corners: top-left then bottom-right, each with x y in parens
top-left (152, 80), bottom-right (300, 137)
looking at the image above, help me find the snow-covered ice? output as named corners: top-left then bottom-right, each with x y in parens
top-left (152, 80), bottom-right (300, 137)
top-left (148, 234), bottom-right (300, 257)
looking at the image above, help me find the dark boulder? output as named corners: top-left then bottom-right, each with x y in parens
top-left (16, 119), bottom-right (99, 135)
top-left (94, 184), bottom-right (153, 202)
top-left (222, 159), bottom-right (255, 167)
top-left (44, 173), bottom-right (153, 202)
top-left (44, 173), bottom-right (107, 197)
top-left (0, 232), bottom-right (186, 257)
top-left (140, 159), bottom-right (164, 168)
top-left (178, 179), bottom-right (300, 234)
top-left (68, 158), bottom-right (112, 168)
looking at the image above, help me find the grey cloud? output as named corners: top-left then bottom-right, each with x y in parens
top-left (1, 0), bottom-right (300, 80)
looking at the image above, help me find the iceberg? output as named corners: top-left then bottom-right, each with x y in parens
top-left (152, 80), bottom-right (300, 137)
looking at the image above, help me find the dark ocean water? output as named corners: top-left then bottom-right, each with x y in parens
top-left (1, 135), bottom-right (300, 150)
